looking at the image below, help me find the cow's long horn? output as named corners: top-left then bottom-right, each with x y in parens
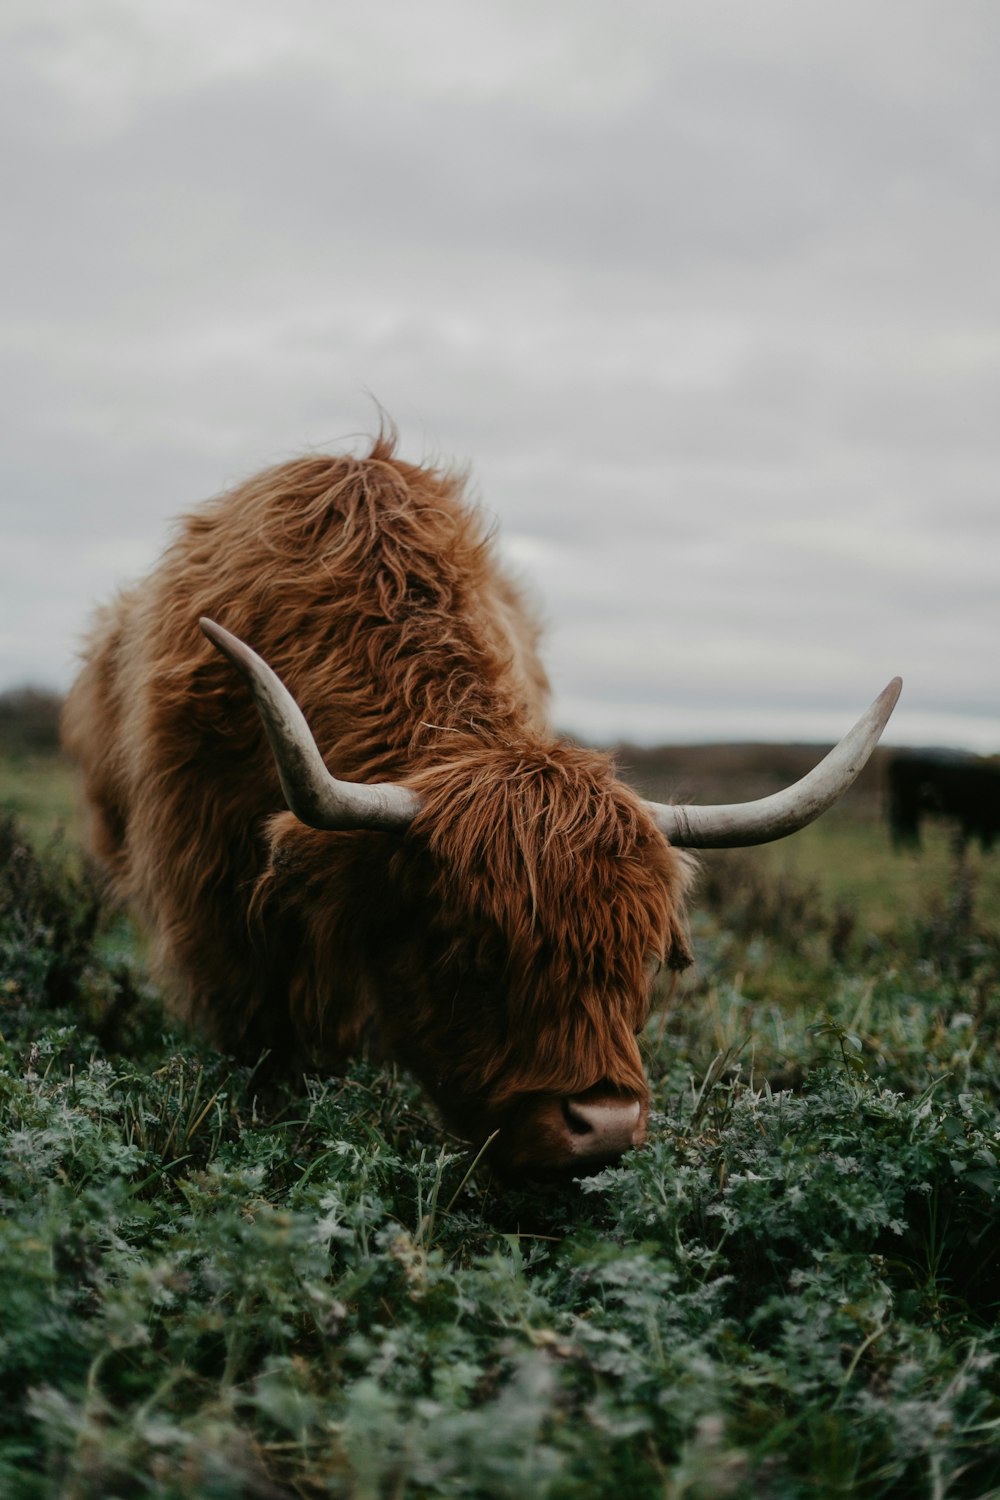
top-left (648, 678), bottom-right (902, 848)
top-left (200, 618), bottom-right (420, 832)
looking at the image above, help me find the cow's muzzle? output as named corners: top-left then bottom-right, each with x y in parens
top-left (490, 1085), bottom-right (649, 1180)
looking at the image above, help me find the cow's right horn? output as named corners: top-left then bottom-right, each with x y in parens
top-left (647, 677), bottom-right (902, 848)
top-left (200, 618), bottom-right (420, 833)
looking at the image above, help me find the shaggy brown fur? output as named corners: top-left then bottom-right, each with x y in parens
top-left (63, 433), bottom-right (694, 1174)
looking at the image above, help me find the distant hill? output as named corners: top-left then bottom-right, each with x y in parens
top-left (0, 687), bottom-right (63, 756)
top-left (610, 741), bottom-right (894, 815)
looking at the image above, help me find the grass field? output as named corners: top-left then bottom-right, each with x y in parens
top-left (2, 750), bottom-right (999, 1498)
top-left (0, 753), bottom-right (80, 848)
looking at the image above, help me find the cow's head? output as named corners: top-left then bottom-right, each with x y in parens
top-left (201, 618), bottom-right (900, 1180)
top-left (377, 741), bottom-right (694, 1177)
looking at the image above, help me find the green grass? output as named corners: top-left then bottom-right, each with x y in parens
top-left (2, 757), bottom-right (1000, 1498)
top-left (751, 808), bottom-right (1000, 941)
top-left (0, 753), bottom-right (80, 850)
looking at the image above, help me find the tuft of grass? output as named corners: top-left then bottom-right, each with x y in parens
top-left (2, 802), bottom-right (1000, 1498)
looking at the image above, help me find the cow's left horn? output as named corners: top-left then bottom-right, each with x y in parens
top-left (648, 678), bottom-right (902, 848)
top-left (200, 619), bottom-right (421, 832)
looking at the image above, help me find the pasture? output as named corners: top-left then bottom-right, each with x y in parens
top-left (2, 746), bottom-right (999, 1498)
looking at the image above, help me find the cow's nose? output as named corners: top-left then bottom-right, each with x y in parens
top-left (561, 1091), bottom-right (644, 1163)
top-left (490, 1088), bottom-right (649, 1180)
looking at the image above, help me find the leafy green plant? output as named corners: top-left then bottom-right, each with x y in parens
top-left (2, 812), bottom-right (1000, 1498)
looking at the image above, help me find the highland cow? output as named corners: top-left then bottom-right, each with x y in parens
top-left (888, 752), bottom-right (1000, 852)
top-left (63, 433), bottom-right (901, 1177)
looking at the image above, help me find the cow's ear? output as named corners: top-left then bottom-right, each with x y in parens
top-left (262, 810), bottom-right (308, 868)
top-left (259, 812), bottom-right (338, 893)
top-left (665, 913), bottom-right (694, 971)
top-left (664, 847), bottom-right (697, 971)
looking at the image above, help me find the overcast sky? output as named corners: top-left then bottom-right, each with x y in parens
top-left (2, 1), bottom-right (998, 750)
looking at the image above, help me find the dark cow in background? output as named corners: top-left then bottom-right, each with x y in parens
top-left (888, 752), bottom-right (1000, 852)
top-left (63, 430), bottom-right (901, 1180)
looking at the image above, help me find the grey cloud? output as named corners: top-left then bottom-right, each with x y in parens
top-left (1, 2), bottom-right (998, 751)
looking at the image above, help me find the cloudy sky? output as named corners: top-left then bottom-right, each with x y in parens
top-left (2, 1), bottom-right (998, 750)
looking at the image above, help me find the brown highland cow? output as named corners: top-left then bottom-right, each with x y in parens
top-left (63, 432), bottom-right (900, 1178)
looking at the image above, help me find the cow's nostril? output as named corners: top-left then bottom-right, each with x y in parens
top-left (561, 1093), bottom-right (643, 1154)
top-left (563, 1097), bottom-right (594, 1136)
